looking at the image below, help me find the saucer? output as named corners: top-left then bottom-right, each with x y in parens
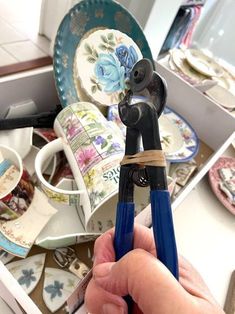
top-left (185, 49), bottom-right (224, 77)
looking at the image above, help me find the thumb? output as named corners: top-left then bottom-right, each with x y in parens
top-left (93, 249), bottom-right (195, 314)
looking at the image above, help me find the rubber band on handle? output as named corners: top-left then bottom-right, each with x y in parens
top-left (121, 150), bottom-right (166, 167)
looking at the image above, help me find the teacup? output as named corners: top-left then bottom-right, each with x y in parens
top-left (0, 127), bottom-right (58, 180)
top-left (36, 175), bottom-right (151, 248)
top-left (0, 145), bottom-right (57, 257)
top-left (35, 102), bottom-right (126, 233)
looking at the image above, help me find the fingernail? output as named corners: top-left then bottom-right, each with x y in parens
top-left (102, 303), bottom-right (124, 314)
top-left (93, 263), bottom-right (113, 278)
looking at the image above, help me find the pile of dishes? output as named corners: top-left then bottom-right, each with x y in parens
top-left (167, 48), bottom-right (235, 115)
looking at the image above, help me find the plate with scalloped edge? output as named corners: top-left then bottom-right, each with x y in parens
top-left (53, 0), bottom-right (154, 108)
top-left (107, 105), bottom-right (199, 162)
top-left (160, 107), bottom-right (199, 162)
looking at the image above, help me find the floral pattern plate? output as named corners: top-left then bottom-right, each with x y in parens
top-left (6, 253), bottom-right (46, 295)
top-left (75, 28), bottom-right (142, 106)
top-left (43, 267), bottom-right (80, 313)
top-left (159, 107), bottom-right (199, 162)
top-left (208, 157), bottom-right (235, 215)
top-left (54, 0), bottom-right (153, 108)
top-left (107, 105), bottom-right (199, 162)
top-left (171, 49), bottom-right (207, 83)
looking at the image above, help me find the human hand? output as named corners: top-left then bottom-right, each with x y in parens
top-left (85, 224), bottom-right (224, 314)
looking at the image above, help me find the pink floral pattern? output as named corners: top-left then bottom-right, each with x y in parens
top-left (77, 148), bottom-right (97, 168)
top-left (208, 156), bottom-right (235, 215)
top-left (57, 103), bottom-right (124, 214)
top-left (0, 169), bottom-right (34, 221)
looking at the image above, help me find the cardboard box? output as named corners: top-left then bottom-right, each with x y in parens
top-left (0, 64), bottom-right (234, 313)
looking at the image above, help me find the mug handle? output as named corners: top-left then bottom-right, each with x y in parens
top-left (35, 138), bottom-right (85, 205)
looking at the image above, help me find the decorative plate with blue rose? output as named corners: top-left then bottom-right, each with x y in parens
top-left (75, 29), bottom-right (142, 107)
top-left (54, 0), bottom-right (154, 108)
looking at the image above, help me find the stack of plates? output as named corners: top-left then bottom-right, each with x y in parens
top-left (168, 48), bottom-right (235, 112)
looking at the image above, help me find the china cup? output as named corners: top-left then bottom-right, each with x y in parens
top-left (0, 145), bottom-right (34, 221)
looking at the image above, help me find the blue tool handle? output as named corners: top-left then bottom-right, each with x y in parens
top-left (114, 202), bottom-right (135, 313)
top-left (150, 190), bottom-right (179, 279)
top-left (114, 202), bottom-right (135, 261)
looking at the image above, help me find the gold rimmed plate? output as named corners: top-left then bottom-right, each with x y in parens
top-left (53, 0), bottom-right (154, 108)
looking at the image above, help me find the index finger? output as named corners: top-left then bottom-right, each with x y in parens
top-left (93, 223), bottom-right (156, 266)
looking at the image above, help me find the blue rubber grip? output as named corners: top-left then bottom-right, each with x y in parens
top-left (150, 190), bottom-right (179, 279)
top-left (114, 202), bottom-right (135, 313)
top-left (114, 202), bottom-right (135, 261)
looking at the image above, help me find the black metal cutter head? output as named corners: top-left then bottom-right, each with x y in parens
top-left (118, 58), bottom-right (167, 126)
top-left (117, 58), bottom-right (168, 194)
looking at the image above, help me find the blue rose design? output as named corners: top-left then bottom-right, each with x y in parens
top-left (115, 45), bottom-right (138, 76)
top-left (95, 54), bottom-right (125, 93)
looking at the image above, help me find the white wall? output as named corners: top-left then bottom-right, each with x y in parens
top-left (192, 0), bottom-right (235, 65)
top-left (144, 0), bottom-right (182, 59)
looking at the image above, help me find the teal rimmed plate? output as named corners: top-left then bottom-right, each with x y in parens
top-left (53, 0), bottom-right (154, 108)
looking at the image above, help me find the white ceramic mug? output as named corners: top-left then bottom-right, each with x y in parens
top-left (35, 102), bottom-right (126, 233)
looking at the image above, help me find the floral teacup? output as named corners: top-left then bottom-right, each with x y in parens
top-left (35, 102), bottom-right (126, 233)
top-left (0, 145), bottom-right (34, 221)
